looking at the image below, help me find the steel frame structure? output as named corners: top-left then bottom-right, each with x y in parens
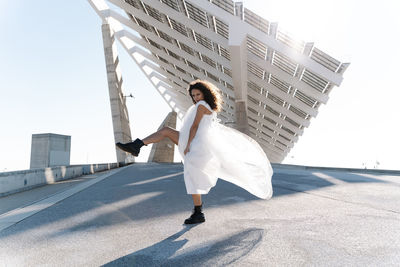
top-left (88, 0), bottom-right (349, 163)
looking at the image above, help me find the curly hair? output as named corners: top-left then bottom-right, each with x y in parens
top-left (188, 80), bottom-right (222, 112)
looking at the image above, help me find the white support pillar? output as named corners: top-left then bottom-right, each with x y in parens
top-left (148, 111), bottom-right (177, 163)
top-left (229, 21), bottom-right (249, 134)
top-left (101, 22), bottom-right (133, 164)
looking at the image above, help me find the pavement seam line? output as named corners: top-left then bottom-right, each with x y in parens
top-left (0, 165), bottom-right (129, 233)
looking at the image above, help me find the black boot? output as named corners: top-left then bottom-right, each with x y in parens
top-left (116, 138), bottom-right (146, 157)
top-left (184, 204), bottom-right (205, 224)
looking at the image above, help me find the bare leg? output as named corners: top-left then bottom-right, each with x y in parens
top-left (191, 194), bottom-right (202, 206)
top-left (142, 126), bottom-right (179, 146)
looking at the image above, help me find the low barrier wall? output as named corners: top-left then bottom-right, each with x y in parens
top-left (271, 163), bottom-right (400, 175)
top-left (0, 163), bottom-right (123, 197)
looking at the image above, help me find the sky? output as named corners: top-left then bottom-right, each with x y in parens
top-left (0, 0), bottom-right (399, 172)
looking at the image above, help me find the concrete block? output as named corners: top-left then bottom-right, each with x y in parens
top-left (30, 133), bottom-right (71, 169)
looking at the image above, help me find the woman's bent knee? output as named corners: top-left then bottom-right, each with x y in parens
top-left (161, 126), bottom-right (170, 135)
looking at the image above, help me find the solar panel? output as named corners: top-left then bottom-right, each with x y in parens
top-left (88, 0), bottom-right (349, 162)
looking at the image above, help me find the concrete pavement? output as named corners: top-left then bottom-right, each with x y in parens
top-left (0, 163), bottom-right (399, 266)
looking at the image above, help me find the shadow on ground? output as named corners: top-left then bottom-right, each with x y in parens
top-left (103, 226), bottom-right (264, 266)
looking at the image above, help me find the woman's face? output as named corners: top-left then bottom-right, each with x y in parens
top-left (191, 89), bottom-right (204, 103)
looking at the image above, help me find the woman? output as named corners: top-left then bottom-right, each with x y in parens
top-left (116, 80), bottom-right (273, 224)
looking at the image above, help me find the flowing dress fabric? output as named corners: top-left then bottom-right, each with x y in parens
top-left (178, 100), bottom-right (273, 199)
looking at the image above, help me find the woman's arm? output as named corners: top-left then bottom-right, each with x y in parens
top-left (184, 104), bottom-right (211, 155)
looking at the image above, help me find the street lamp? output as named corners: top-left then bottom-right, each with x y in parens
top-left (123, 93), bottom-right (135, 99)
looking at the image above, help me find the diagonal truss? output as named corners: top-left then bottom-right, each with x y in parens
top-left (88, 0), bottom-right (349, 163)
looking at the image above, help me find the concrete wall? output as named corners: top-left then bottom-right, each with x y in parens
top-left (0, 163), bottom-right (123, 197)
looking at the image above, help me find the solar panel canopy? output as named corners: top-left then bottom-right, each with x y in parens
top-left (88, 0), bottom-right (350, 163)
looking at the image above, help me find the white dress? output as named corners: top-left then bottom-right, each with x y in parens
top-left (178, 100), bottom-right (273, 199)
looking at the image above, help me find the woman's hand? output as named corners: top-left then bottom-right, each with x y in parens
top-left (184, 146), bottom-right (190, 155)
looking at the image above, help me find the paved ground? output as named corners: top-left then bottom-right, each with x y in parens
top-left (0, 163), bottom-right (399, 266)
top-left (0, 169), bottom-right (117, 216)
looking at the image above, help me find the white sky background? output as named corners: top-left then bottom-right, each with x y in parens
top-left (0, 0), bottom-right (399, 172)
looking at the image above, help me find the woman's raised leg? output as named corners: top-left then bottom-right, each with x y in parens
top-left (142, 126), bottom-right (179, 145)
top-left (116, 127), bottom-right (178, 156)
